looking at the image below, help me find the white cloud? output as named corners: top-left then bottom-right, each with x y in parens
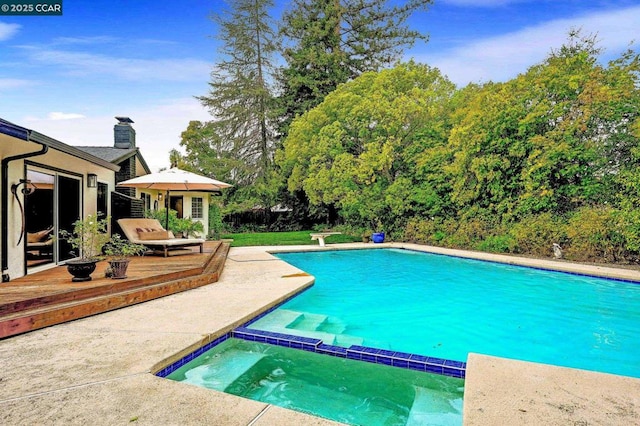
top-left (52, 36), bottom-right (117, 45)
top-left (0, 78), bottom-right (31, 90)
top-left (47, 112), bottom-right (85, 120)
top-left (416, 5), bottom-right (640, 86)
top-left (441, 0), bottom-right (530, 6)
top-left (23, 48), bottom-right (212, 82)
top-left (0, 22), bottom-right (20, 41)
top-left (22, 97), bottom-right (211, 172)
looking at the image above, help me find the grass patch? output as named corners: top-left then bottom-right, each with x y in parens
top-left (220, 230), bottom-right (361, 247)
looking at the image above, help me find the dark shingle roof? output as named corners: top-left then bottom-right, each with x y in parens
top-left (76, 146), bottom-right (136, 163)
top-left (75, 146), bottom-right (151, 174)
top-left (0, 118), bottom-right (119, 171)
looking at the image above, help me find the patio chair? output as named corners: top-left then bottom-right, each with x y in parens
top-left (26, 226), bottom-right (54, 257)
top-left (117, 218), bottom-right (204, 257)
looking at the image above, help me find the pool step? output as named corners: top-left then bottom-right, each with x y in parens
top-left (250, 376), bottom-right (399, 425)
top-left (406, 386), bottom-right (463, 426)
top-left (289, 311), bottom-right (329, 331)
top-left (269, 324), bottom-right (361, 347)
top-left (334, 334), bottom-right (365, 347)
top-left (183, 349), bottom-right (266, 391)
top-left (258, 309), bottom-right (348, 334)
top-left (250, 323), bottom-right (364, 347)
top-left (316, 316), bottom-right (347, 334)
top-left (251, 309), bottom-right (304, 329)
top-left (251, 309), bottom-right (365, 347)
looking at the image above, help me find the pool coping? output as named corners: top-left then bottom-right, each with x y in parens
top-left (2, 242), bottom-right (639, 425)
top-left (268, 242), bottom-right (640, 283)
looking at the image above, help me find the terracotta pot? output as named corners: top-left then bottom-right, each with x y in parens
top-left (108, 259), bottom-right (130, 279)
top-left (66, 259), bottom-right (97, 282)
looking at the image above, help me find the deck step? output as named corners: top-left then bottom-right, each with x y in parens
top-left (0, 242), bottom-right (230, 339)
top-left (182, 349), bottom-right (266, 391)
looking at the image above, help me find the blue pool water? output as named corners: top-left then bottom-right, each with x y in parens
top-left (250, 248), bottom-right (640, 378)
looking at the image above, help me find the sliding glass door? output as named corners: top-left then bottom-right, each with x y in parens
top-left (25, 168), bottom-right (81, 270)
top-left (24, 170), bottom-right (55, 268)
top-left (57, 175), bottom-right (81, 262)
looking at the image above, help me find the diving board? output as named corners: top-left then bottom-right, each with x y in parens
top-left (310, 232), bottom-right (342, 247)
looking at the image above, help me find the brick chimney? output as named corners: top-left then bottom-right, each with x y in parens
top-left (114, 116), bottom-right (137, 197)
top-left (114, 116), bottom-right (135, 149)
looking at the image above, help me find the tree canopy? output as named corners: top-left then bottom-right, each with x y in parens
top-left (278, 61), bottom-right (455, 228)
top-left (276, 0), bottom-right (431, 134)
top-left (277, 33), bottom-right (640, 261)
top-left (193, 0), bottom-right (280, 186)
top-left (179, 10), bottom-right (640, 262)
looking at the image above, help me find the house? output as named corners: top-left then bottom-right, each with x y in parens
top-left (78, 117), bottom-right (210, 240)
top-left (1, 117), bottom-right (120, 281)
top-left (1, 117), bottom-right (212, 281)
top-left (76, 117), bottom-right (212, 240)
top-left (75, 117), bottom-right (152, 223)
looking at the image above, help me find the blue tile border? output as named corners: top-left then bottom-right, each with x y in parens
top-left (155, 333), bottom-right (231, 378)
top-left (157, 327), bottom-right (466, 380)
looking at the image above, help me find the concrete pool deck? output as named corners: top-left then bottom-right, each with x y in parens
top-left (1, 242), bottom-right (639, 425)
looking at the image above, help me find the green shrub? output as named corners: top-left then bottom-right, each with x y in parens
top-left (404, 217), bottom-right (448, 246)
top-left (565, 206), bottom-right (626, 262)
top-left (511, 212), bottom-right (567, 257)
top-left (145, 209), bottom-right (180, 233)
top-left (145, 209), bottom-right (204, 238)
top-left (475, 234), bottom-right (517, 253)
top-left (175, 217), bottom-right (205, 238)
top-left (444, 216), bottom-right (495, 249)
top-left (209, 203), bottom-right (224, 240)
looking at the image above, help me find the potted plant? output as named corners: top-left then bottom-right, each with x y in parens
top-left (103, 234), bottom-right (146, 279)
top-left (372, 232), bottom-right (385, 243)
top-left (175, 217), bottom-right (204, 238)
top-left (59, 214), bottom-right (110, 282)
top-left (371, 220), bottom-right (385, 243)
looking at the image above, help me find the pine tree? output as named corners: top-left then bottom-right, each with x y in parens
top-left (276, 0), bottom-right (432, 135)
top-left (197, 0), bottom-right (280, 182)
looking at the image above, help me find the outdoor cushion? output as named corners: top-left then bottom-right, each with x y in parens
top-left (117, 218), bottom-right (204, 257)
top-left (27, 227), bottom-right (53, 243)
top-left (138, 229), bottom-right (170, 240)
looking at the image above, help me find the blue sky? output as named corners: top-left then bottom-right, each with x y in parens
top-left (1, 0), bottom-right (639, 171)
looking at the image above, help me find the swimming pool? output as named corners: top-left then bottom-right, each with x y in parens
top-left (167, 338), bottom-right (464, 426)
top-left (247, 248), bottom-right (640, 378)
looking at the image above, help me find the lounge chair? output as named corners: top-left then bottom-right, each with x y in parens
top-left (117, 218), bottom-right (204, 257)
top-left (26, 227), bottom-right (54, 257)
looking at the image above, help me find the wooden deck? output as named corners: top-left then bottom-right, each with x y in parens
top-left (0, 241), bottom-right (230, 339)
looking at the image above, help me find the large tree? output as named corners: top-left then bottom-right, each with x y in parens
top-left (277, 62), bottom-right (455, 229)
top-left (276, 0), bottom-right (431, 136)
top-left (446, 32), bottom-right (639, 221)
top-left (196, 0), bottom-right (280, 183)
